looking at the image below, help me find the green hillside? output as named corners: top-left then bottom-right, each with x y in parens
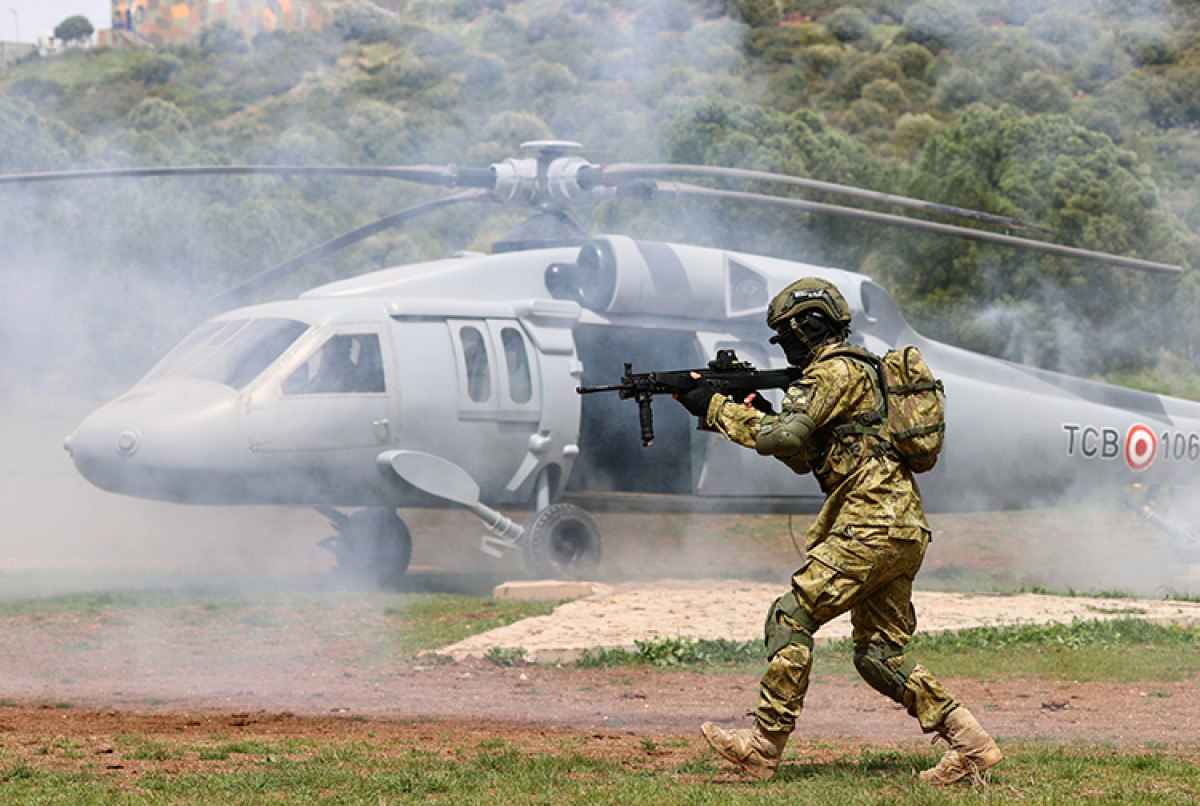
top-left (3, 0), bottom-right (1200, 398)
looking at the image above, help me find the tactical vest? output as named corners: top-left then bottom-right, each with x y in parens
top-left (822, 344), bottom-right (945, 473)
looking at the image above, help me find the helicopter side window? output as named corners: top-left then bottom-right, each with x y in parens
top-left (501, 327), bottom-right (532, 404)
top-left (283, 334), bottom-right (386, 395)
top-left (460, 326), bottom-right (492, 402)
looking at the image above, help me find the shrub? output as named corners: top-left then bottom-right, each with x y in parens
top-left (197, 21), bottom-right (248, 55)
top-left (861, 77), bottom-right (908, 109)
top-left (463, 53), bottom-right (507, 90)
top-left (901, 0), bottom-right (977, 51)
top-left (886, 42), bottom-right (934, 79)
top-left (1006, 69), bottom-right (1073, 115)
top-left (831, 53), bottom-right (903, 100)
top-left (7, 77), bottom-right (64, 105)
top-left (0, 96), bottom-right (83, 172)
top-left (892, 112), bottom-right (942, 149)
top-left (726, 0), bottom-right (782, 28)
top-left (523, 60), bottom-right (577, 95)
top-left (1119, 24), bottom-right (1181, 67)
top-left (126, 97), bottom-right (192, 138)
top-left (931, 67), bottom-right (984, 109)
top-left (130, 54), bottom-right (182, 86)
top-left (481, 111), bottom-right (553, 147)
top-left (825, 7), bottom-right (872, 43)
top-left (1028, 10), bottom-right (1100, 59)
top-left (842, 98), bottom-right (890, 131)
top-left (794, 43), bottom-right (845, 78)
top-left (1073, 34), bottom-right (1133, 93)
top-left (332, 7), bottom-right (391, 42)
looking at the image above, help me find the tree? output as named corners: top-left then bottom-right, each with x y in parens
top-left (825, 7), bottom-right (872, 43)
top-left (899, 108), bottom-right (1189, 373)
top-left (54, 15), bottom-right (94, 45)
top-left (901, 0), bottom-right (976, 51)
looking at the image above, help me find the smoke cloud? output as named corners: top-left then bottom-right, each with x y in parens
top-left (0, 2), bottom-right (1196, 725)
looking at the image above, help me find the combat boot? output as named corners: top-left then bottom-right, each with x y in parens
top-left (918, 707), bottom-right (1003, 785)
top-left (700, 721), bottom-right (789, 780)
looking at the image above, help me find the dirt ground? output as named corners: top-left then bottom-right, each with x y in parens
top-left (2, 584), bottom-right (1200, 783)
top-left (3, 500), bottom-right (1200, 782)
top-left (2, 667), bottom-right (1200, 782)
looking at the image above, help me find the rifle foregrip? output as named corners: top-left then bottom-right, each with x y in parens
top-left (636, 391), bottom-right (655, 447)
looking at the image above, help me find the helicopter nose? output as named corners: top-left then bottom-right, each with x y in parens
top-left (67, 382), bottom-right (242, 502)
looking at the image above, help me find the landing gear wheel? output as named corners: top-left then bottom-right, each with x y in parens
top-left (330, 508), bottom-right (412, 588)
top-left (522, 503), bottom-right (602, 579)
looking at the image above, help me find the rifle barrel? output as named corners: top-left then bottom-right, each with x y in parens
top-left (576, 384), bottom-right (627, 394)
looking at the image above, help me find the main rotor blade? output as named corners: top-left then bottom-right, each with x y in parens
top-left (583, 163), bottom-right (1046, 233)
top-left (0, 164), bottom-right (496, 188)
top-left (208, 189), bottom-right (492, 306)
top-left (657, 182), bottom-right (1182, 275)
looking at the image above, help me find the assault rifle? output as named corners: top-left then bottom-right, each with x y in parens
top-left (576, 349), bottom-right (801, 447)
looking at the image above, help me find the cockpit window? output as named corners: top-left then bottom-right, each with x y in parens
top-left (283, 334), bottom-right (386, 395)
top-left (143, 320), bottom-right (234, 383)
top-left (145, 318), bottom-right (309, 389)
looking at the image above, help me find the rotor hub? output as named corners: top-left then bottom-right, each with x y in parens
top-left (489, 141), bottom-right (608, 211)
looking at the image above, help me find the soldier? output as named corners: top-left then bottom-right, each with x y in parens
top-left (675, 277), bottom-right (1002, 785)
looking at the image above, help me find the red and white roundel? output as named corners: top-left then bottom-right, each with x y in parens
top-left (1124, 424), bottom-right (1158, 472)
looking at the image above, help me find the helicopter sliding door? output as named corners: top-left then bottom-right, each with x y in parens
top-left (569, 324), bottom-right (698, 494)
top-left (447, 319), bottom-right (541, 424)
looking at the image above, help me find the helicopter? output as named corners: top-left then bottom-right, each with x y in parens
top-left (4, 140), bottom-right (1198, 585)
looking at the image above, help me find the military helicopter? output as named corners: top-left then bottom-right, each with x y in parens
top-left (4, 141), bottom-right (1198, 585)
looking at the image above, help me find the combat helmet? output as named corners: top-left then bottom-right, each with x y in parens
top-left (766, 277), bottom-right (851, 332)
top-left (766, 278), bottom-right (851, 366)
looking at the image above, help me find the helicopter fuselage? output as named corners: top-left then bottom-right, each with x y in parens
top-left (65, 236), bottom-right (1200, 518)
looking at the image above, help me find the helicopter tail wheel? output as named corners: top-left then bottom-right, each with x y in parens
top-left (327, 507), bottom-right (413, 588)
top-left (521, 503), bottom-right (602, 579)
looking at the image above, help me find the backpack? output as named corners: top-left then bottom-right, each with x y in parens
top-left (825, 344), bottom-right (945, 473)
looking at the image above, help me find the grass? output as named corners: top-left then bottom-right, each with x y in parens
top-left (3, 587), bottom-right (1196, 681)
top-left (384, 594), bottom-right (560, 652)
top-left (0, 589), bottom-right (558, 656)
top-left (577, 618), bottom-right (1200, 683)
top-left (0, 739), bottom-right (1196, 804)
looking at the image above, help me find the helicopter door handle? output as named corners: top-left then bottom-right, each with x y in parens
top-left (373, 419), bottom-right (390, 442)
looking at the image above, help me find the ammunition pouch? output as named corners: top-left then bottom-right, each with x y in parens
top-left (763, 591), bottom-right (817, 660)
top-left (853, 642), bottom-right (917, 704)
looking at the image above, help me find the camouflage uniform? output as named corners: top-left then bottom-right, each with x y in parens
top-left (704, 341), bottom-right (960, 735)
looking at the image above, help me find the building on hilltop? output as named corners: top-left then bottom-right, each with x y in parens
top-left (105, 0), bottom-right (334, 45)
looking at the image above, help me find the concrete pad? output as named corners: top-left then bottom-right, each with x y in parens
top-left (444, 581), bottom-right (1200, 663)
top-left (492, 580), bottom-right (610, 602)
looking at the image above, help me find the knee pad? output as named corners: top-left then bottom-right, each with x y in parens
top-left (763, 592), bottom-right (816, 660)
top-left (853, 642), bottom-right (917, 704)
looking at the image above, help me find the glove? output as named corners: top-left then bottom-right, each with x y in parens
top-left (727, 387), bottom-right (776, 415)
top-left (746, 392), bottom-right (776, 415)
top-left (677, 376), bottom-right (718, 417)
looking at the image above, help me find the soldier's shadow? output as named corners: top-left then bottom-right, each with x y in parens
top-left (771, 751), bottom-right (930, 782)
